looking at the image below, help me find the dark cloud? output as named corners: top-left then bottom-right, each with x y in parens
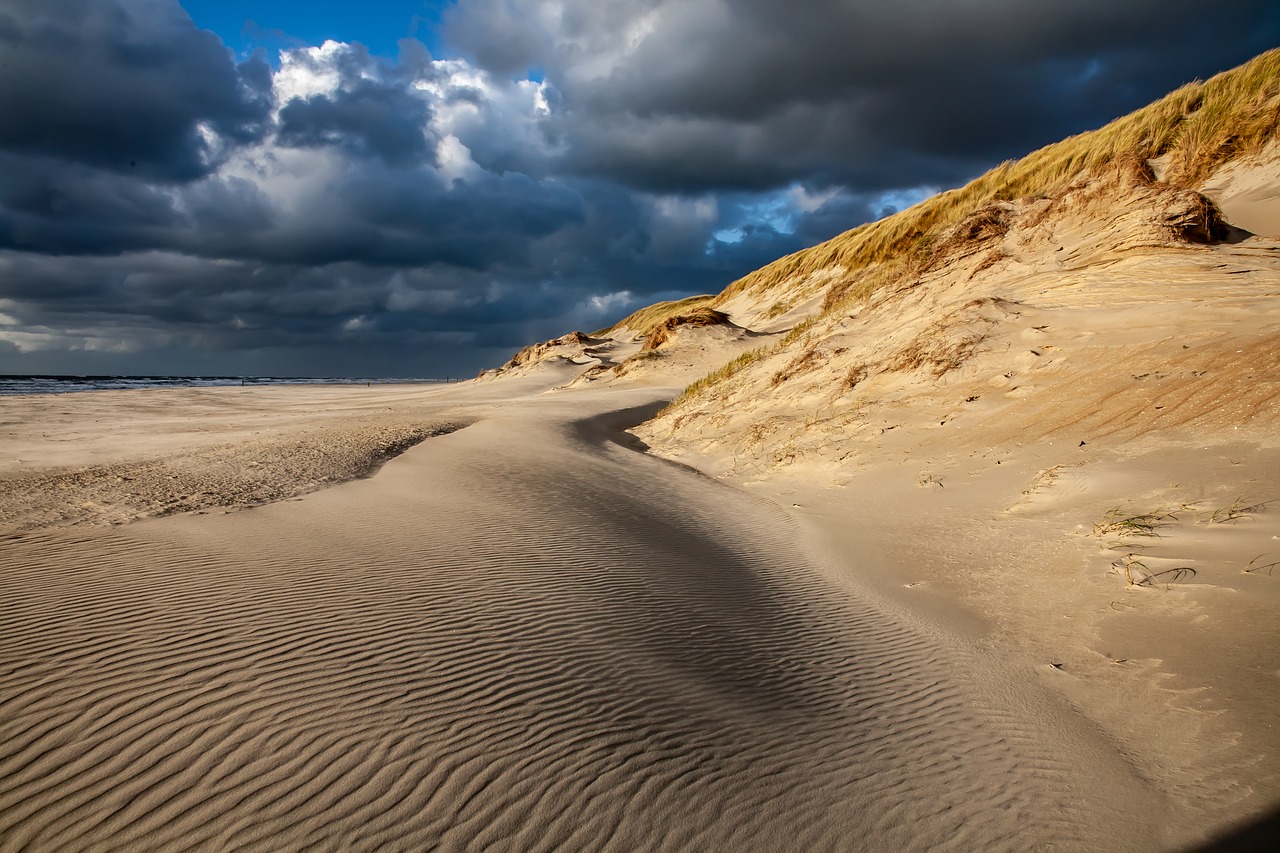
top-left (0, 146), bottom-right (585, 271)
top-left (0, 151), bottom-right (188, 256)
top-left (273, 43), bottom-right (441, 167)
top-left (0, 0), bottom-right (271, 181)
top-left (2, 0), bottom-right (1277, 377)
top-left (447, 0), bottom-right (1280, 192)
top-left (277, 81), bottom-right (435, 166)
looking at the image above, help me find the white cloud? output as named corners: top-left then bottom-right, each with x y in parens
top-left (788, 184), bottom-right (842, 213)
top-left (207, 41), bottom-right (560, 222)
top-left (589, 291), bottom-right (634, 313)
top-left (80, 336), bottom-right (142, 353)
top-left (436, 134), bottom-right (482, 183)
top-left (0, 328), bottom-right (143, 354)
top-left (342, 315), bottom-right (370, 333)
top-left (0, 330), bottom-right (59, 352)
top-left (273, 41), bottom-right (356, 106)
top-left (422, 63), bottom-right (562, 170)
top-left (649, 194), bottom-right (717, 224)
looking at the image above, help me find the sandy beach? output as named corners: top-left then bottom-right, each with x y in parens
top-left (0, 365), bottom-right (1275, 851)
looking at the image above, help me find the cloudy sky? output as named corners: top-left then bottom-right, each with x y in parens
top-left (1, 1), bottom-right (1276, 377)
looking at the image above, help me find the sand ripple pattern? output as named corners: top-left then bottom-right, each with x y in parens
top-left (0, 396), bottom-right (1146, 851)
top-left (0, 420), bottom-right (466, 534)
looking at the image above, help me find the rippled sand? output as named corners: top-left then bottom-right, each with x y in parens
top-left (0, 384), bottom-right (1173, 851)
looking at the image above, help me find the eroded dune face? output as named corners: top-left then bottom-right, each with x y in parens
top-left (1200, 142), bottom-right (1280, 239)
top-left (0, 391), bottom-right (1157, 852)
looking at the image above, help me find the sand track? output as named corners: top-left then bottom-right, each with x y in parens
top-left (1, 390), bottom-right (1161, 851)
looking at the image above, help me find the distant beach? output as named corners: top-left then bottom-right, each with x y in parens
top-left (0, 375), bottom-right (447, 396)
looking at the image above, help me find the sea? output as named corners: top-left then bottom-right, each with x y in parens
top-left (0, 375), bottom-right (444, 396)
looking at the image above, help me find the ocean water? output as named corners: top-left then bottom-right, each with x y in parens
top-left (0, 375), bottom-right (442, 396)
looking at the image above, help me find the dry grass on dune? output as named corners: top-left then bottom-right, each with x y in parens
top-left (640, 306), bottom-right (731, 350)
top-left (595, 294), bottom-right (718, 338)
top-left (669, 346), bottom-right (772, 406)
top-left (715, 48), bottom-right (1280, 312)
top-left (660, 317), bottom-right (821, 411)
top-left (502, 330), bottom-right (603, 370)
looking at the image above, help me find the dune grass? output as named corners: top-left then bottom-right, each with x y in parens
top-left (1203, 497), bottom-right (1268, 524)
top-left (1093, 507), bottom-right (1178, 539)
top-left (594, 295), bottom-right (718, 338)
top-left (714, 48), bottom-right (1280, 313)
top-left (1244, 554), bottom-right (1278, 575)
top-left (661, 345), bottom-right (772, 414)
top-left (641, 306), bottom-right (731, 350)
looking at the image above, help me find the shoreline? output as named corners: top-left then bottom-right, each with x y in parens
top-left (0, 377), bottom-right (455, 397)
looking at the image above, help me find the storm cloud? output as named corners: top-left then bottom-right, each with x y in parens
top-left (1, 0), bottom-right (1276, 376)
top-left (0, 0), bottom-right (271, 181)
top-left (446, 0), bottom-right (1280, 192)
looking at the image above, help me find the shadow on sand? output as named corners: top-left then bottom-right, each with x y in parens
top-left (1188, 808), bottom-right (1280, 852)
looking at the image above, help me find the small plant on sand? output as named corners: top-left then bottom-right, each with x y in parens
top-left (1243, 554), bottom-right (1278, 575)
top-left (1203, 497), bottom-right (1268, 524)
top-left (778, 316), bottom-right (817, 347)
top-left (765, 299), bottom-right (793, 319)
top-left (1021, 465), bottom-right (1064, 497)
top-left (1111, 554), bottom-right (1153, 587)
top-left (772, 440), bottom-right (799, 466)
top-left (1110, 554), bottom-right (1197, 588)
top-left (1092, 507), bottom-right (1177, 538)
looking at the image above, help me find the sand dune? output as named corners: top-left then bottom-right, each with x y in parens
top-left (0, 384), bottom-right (1170, 851)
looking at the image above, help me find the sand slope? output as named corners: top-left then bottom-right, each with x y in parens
top-left (630, 167), bottom-right (1280, 841)
top-left (0, 385), bottom-right (1168, 851)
